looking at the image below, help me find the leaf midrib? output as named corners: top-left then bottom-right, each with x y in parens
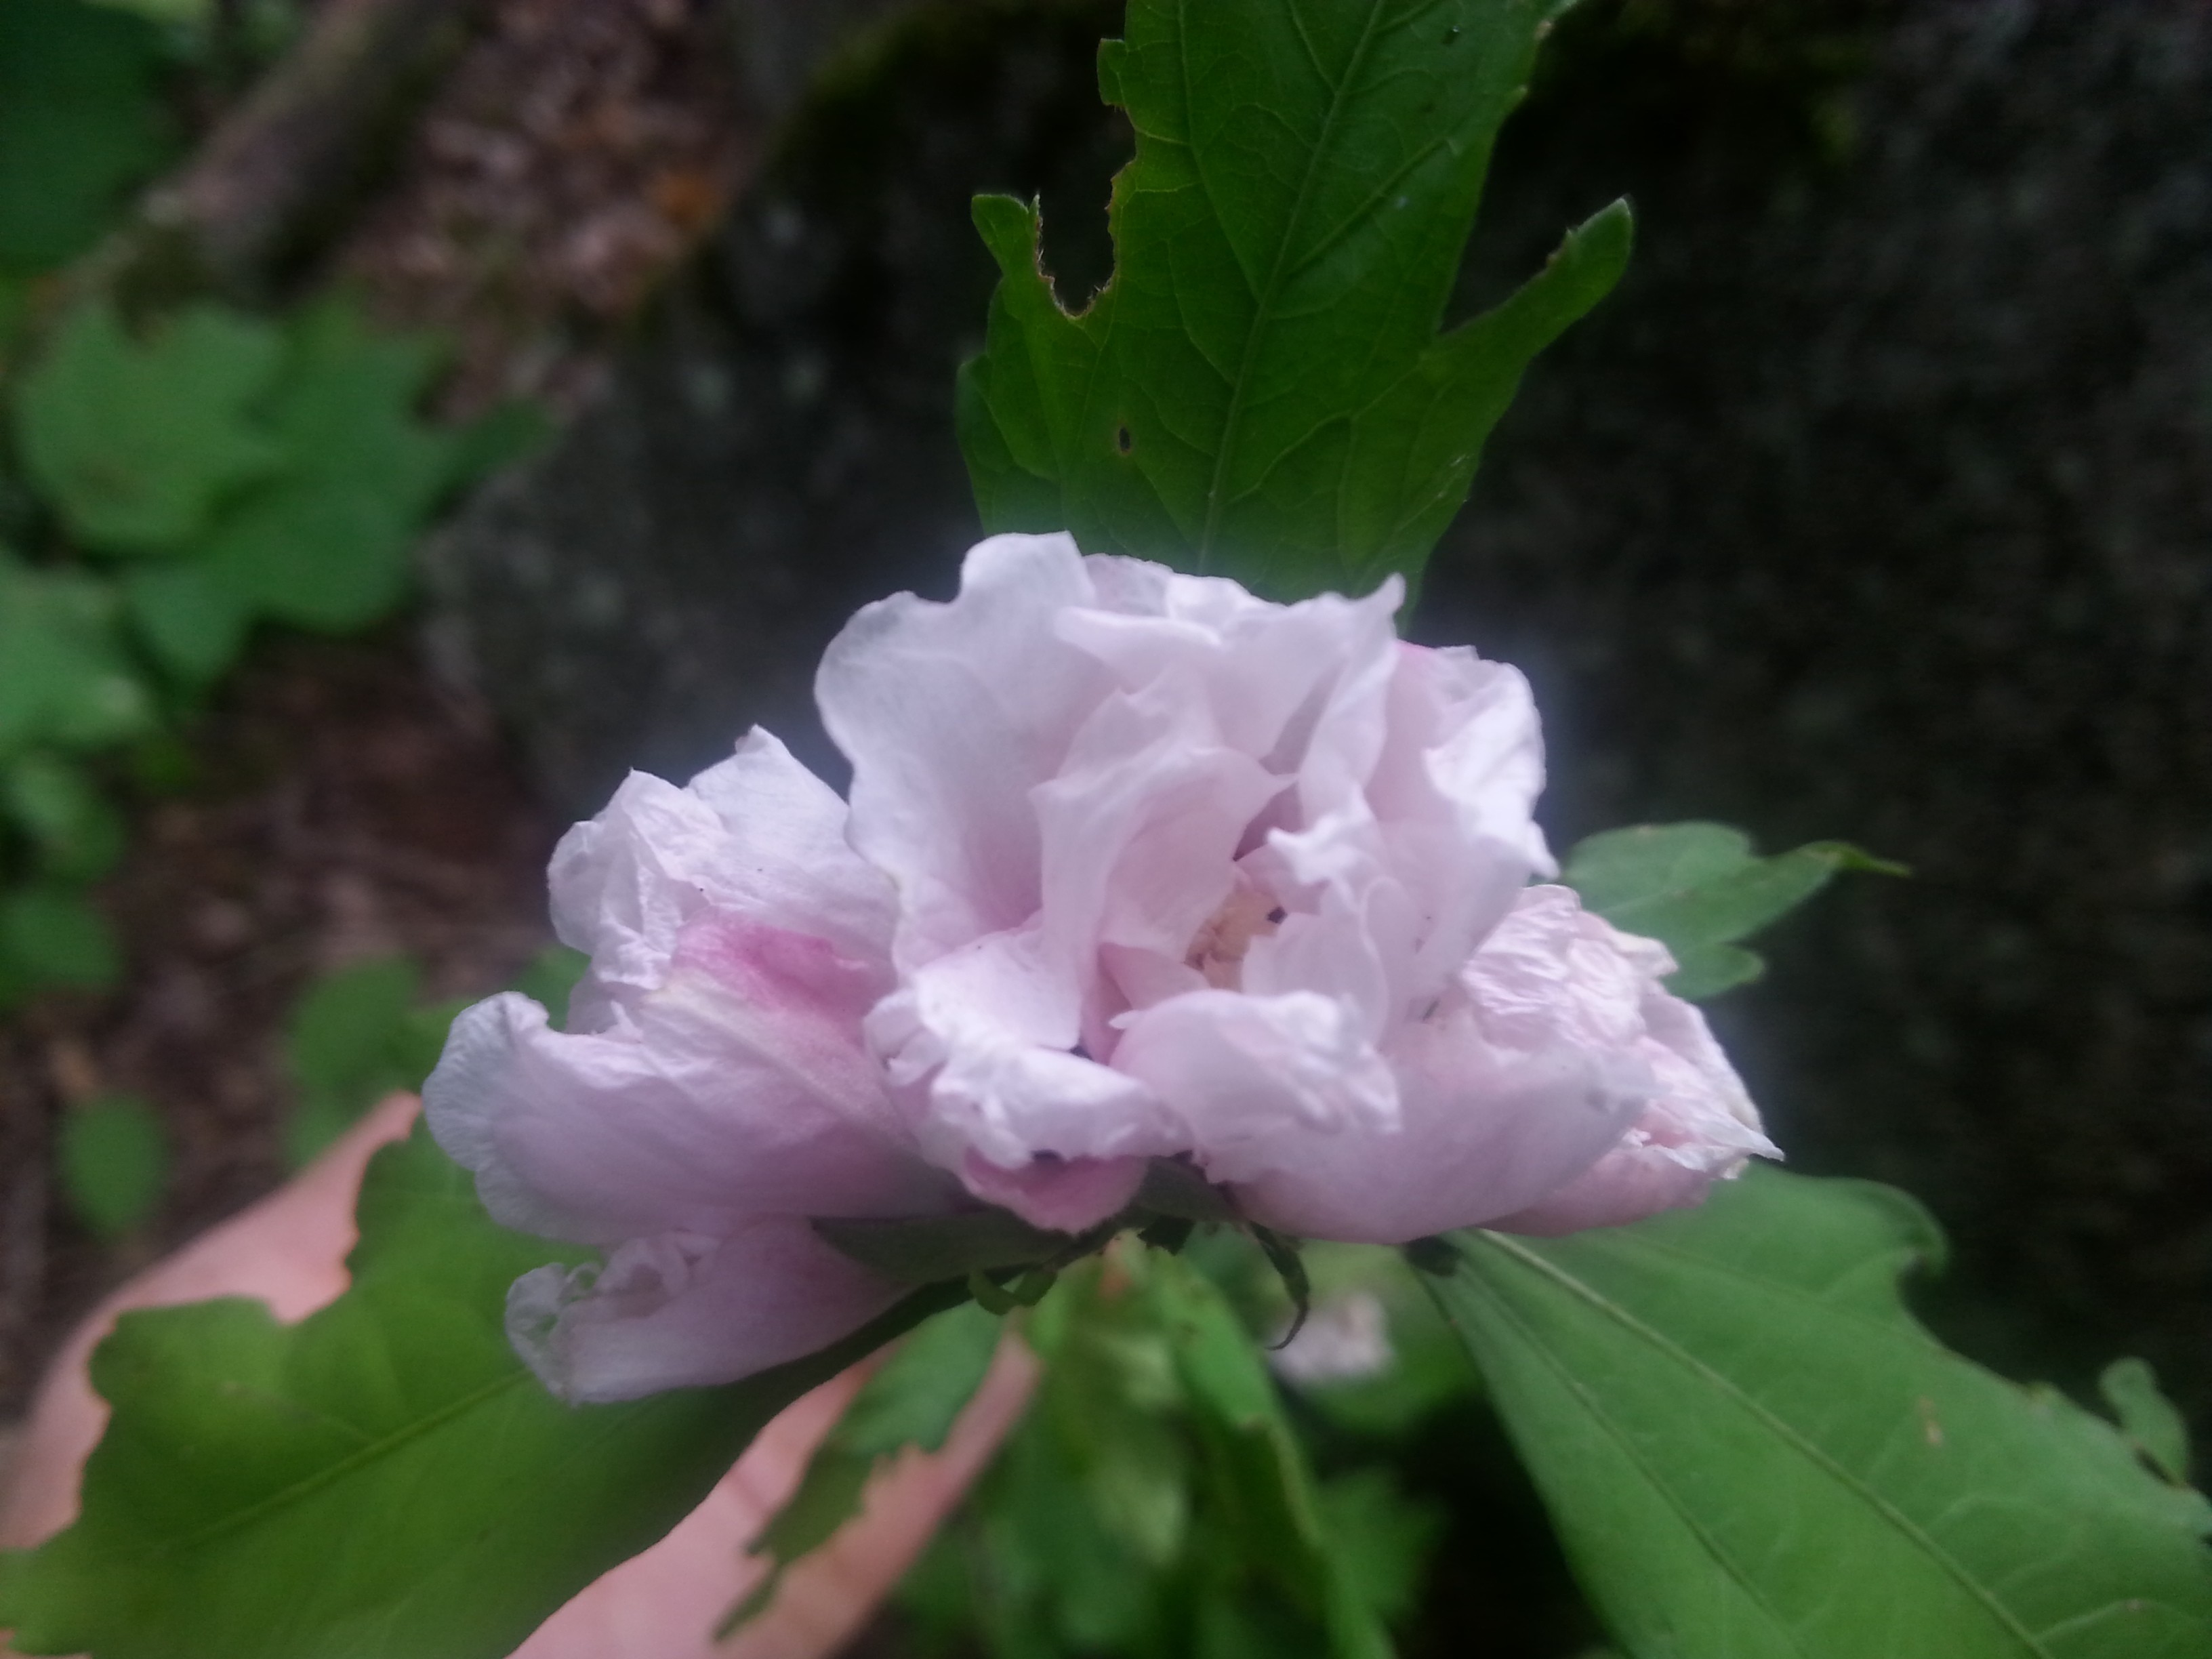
top-left (1460, 1231), bottom-right (2056, 1656)
top-left (1193, 0), bottom-right (1390, 567)
top-left (1448, 1262), bottom-right (1818, 1658)
top-left (144, 1365), bottom-right (533, 1563)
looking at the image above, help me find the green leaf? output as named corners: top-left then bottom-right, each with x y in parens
top-left (0, 0), bottom-right (174, 275)
top-left (122, 561), bottom-right (252, 684)
top-left (197, 302), bottom-right (459, 632)
top-left (57, 1092), bottom-right (167, 1238)
top-left (510, 943), bottom-right (588, 1029)
top-left (1149, 1252), bottom-right (1396, 1659)
top-left (958, 0), bottom-right (1629, 598)
top-left (14, 303), bottom-right (284, 555)
top-left (0, 882), bottom-right (119, 991)
top-left (0, 1122), bottom-right (966, 1659)
top-left (1316, 1469), bottom-right (1444, 1626)
top-left (724, 1302), bottom-right (1004, 1637)
top-left (0, 555), bottom-right (155, 754)
top-left (1425, 1168), bottom-right (2212, 1658)
top-left (1561, 821), bottom-right (1902, 998)
top-left (3, 752), bottom-right (125, 880)
top-left (2101, 1359), bottom-right (2192, 1487)
top-left (840, 1300), bottom-right (1006, 1458)
top-left (282, 956), bottom-right (424, 1166)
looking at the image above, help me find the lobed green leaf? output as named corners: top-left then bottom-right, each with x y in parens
top-left (1561, 820), bottom-right (1902, 998)
top-left (0, 1124), bottom-right (964, 1659)
top-left (958, 0), bottom-right (1629, 598)
top-left (1425, 1168), bottom-right (2212, 1658)
top-left (14, 303), bottom-right (284, 556)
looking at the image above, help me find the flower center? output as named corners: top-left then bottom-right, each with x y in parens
top-left (1184, 884), bottom-right (1286, 991)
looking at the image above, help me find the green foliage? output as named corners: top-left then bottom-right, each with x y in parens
top-left (0, 554), bottom-right (154, 753)
top-left (722, 1300), bottom-right (1004, 1636)
top-left (197, 302), bottom-right (470, 632)
top-left (282, 955), bottom-right (463, 1166)
top-left (903, 1244), bottom-right (1428, 1659)
top-left (0, 882), bottom-right (119, 996)
top-left (0, 290), bottom-right (541, 1006)
top-left (4, 752), bottom-right (125, 878)
top-left (958, 0), bottom-right (1629, 599)
top-left (1561, 820), bottom-right (1902, 998)
top-left (57, 1091), bottom-right (167, 1237)
top-left (509, 942), bottom-right (588, 1027)
top-left (0, 0), bottom-right (176, 276)
top-left (2102, 1359), bottom-right (2192, 1487)
top-left (1246, 1241), bottom-right (1478, 1439)
top-left (0, 1123), bottom-right (966, 1659)
top-left (1425, 1168), bottom-right (2212, 1657)
top-left (16, 303), bottom-right (285, 555)
top-left (279, 946), bottom-right (600, 1166)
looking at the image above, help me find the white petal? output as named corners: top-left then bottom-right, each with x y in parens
top-left (1228, 886), bottom-right (1728, 1244)
top-left (506, 1220), bottom-right (905, 1403)
top-left (818, 532), bottom-right (1107, 966)
top-left (1110, 989), bottom-right (1399, 1185)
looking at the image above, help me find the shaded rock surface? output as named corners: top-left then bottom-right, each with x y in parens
top-left (424, 0), bottom-right (2212, 1429)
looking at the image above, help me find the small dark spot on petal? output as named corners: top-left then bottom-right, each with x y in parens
top-left (1266, 907), bottom-right (1287, 924)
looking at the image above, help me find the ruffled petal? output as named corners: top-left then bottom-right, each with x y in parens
top-left (426, 924), bottom-right (952, 1246)
top-left (1227, 885), bottom-right (1760, 1244)
top-left (550, 731), bottom-right (895, 1027)
top-left (506, 1218), bottom-right (905, 1403)
top-left (1494, 971), bottom-right (1778, 1235)
top-left (1109, 989), bottom-right (1399, 1186)
top-left (818, 533), bottom-right (1110, 967)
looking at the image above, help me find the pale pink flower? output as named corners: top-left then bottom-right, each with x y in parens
top-left (426, 533), bottom-right (1773, 1401)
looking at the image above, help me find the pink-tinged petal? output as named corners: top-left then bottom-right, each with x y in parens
top-left (866, 928), bottom-right (1181, 1172)
top-left (1053, 568), bottom-right (1403, 803)
top-left (1228, 886), bottom-right (1729, 1244)
top-left (1231, 1002), bottom-right (1650, 1244)
top-left (426, 928), bottom-right (952, 1246)
top-left (960, 1151), bottom-right (1147, 1232)
top-left (506, 1219), bottom-right (905, 1403)
top-left (1110, 989), bottom-right (1399, 1185)
top-left (817, 533), bottom-right (1110, 966)
top-left (550, 731), bottom-right (895, 1027)
top-left (1366, 645), bottom-right (1552, 999)
top-left (1033, 677), bottom-right (1281, 1038)
top-left (1495, 977), bottom-right (1778, 1235)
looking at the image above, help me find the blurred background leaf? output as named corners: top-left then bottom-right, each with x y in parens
top-left (56, 1091), bottom-right (167, 1238)
top-left (15, 304), bottom-right (285, 555)
top-left (0, 0), bottom-right (174, 276)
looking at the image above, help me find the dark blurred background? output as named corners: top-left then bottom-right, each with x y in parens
top-left (1, 1), bottom-right (2207, 1652)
